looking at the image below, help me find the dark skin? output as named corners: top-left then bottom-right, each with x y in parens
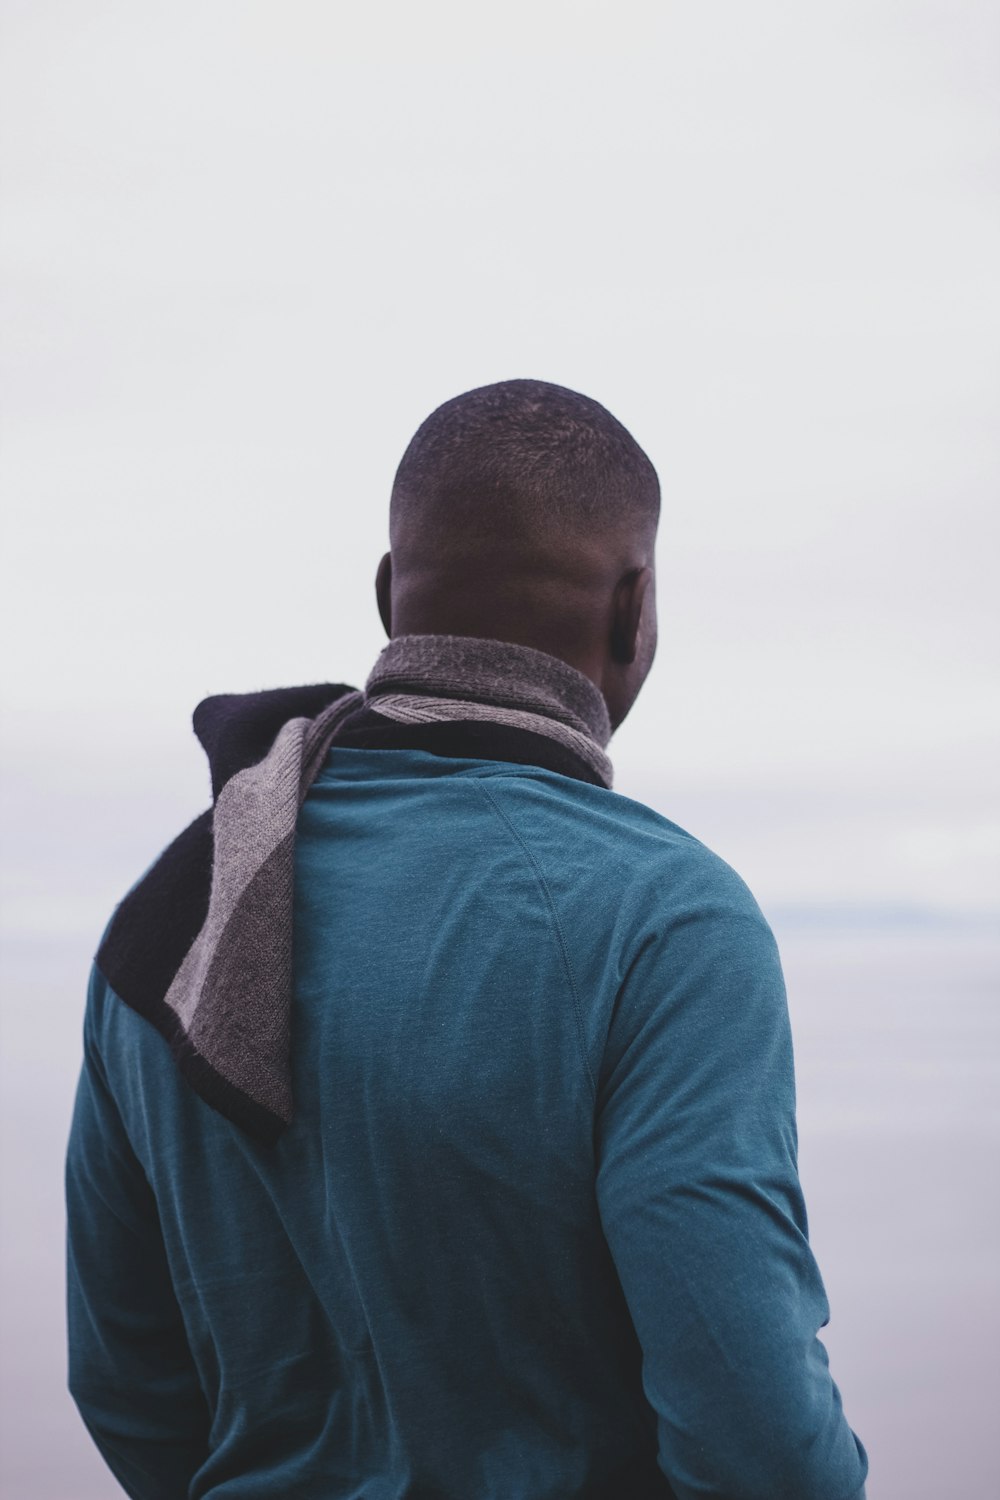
top-left (374, 518), bottom-right (658, 732)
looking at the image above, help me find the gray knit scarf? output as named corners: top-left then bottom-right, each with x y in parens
top-left (101, 634), bottom-right (613, 1142)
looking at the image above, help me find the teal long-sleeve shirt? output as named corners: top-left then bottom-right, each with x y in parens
top-left (66, 747), bottom-right (868, 1499)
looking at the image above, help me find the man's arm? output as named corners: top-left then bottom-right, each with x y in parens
top-left (65, 962), bottom-right (211, 1500)
top-left (595, 891), bottom-right (868, 1500)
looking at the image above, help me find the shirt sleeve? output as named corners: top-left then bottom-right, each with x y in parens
top-left (65, 961), bottom-right (211, 1500)
top-left (594, 888), bottom-right (868, 1500)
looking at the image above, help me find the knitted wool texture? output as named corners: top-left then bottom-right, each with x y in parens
top-left (95, 634), bottom-right (613, 1142)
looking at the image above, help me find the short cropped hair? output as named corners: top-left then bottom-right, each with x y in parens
top-left (390, 379), bottom-right (659, 551)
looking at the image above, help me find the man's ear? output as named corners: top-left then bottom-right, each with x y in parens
top-left (375, 552), bottom-right (393, 637)
top-left (610, 566), bottom-right (653, 664)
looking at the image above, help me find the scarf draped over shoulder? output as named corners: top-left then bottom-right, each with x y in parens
top-left (95, 633), bottom-right (613, 1143)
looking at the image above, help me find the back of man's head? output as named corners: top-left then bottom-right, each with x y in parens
top-left (389, 378), bottom-right (659, 564)
top-left (376, 378), bottom-right (660, 729)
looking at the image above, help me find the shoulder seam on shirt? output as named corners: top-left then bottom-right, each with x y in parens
top-left (477, 780), bottom-right (598, 1104)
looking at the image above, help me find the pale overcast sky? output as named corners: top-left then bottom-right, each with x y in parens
top-left (2, 0), bottom-right (998, 936)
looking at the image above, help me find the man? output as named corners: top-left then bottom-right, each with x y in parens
top-left (66, 379), bottom-right (869, 1499)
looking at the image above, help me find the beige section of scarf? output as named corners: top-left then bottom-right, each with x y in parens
top-left (366, 691), bottom-right (613, 788)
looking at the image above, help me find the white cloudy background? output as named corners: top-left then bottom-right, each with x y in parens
top-left (1, 3), bottom-right (998, 1498)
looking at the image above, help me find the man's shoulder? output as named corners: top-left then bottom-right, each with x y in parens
top-left (475, 765), bottom-right (765, 925)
